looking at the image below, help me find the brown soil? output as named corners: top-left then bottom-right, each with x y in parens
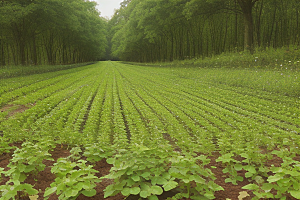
top-left (0, 145), bottom-right (297, 200)
top-left (0, 104), bottom-right (31, 117)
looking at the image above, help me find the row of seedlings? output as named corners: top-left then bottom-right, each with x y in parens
top-left (117, 64), bottom-right (196, 152)
top-left (0, 68), bottom-right (102, 142)
top-left (0, 65), bottom-right (97, 106)
top-left (114, 65), bottom-right (164, 147)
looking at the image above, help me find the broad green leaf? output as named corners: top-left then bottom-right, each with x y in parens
top-left (44, 187), bottom-right (57, 197)
top-left (19, 184), bottom-right (38, 195)
top-left (19, 173), bottom-right (27, 182)
top-left (242, 184), bottom-right (259, 190)
top-left (126, 178), bottom-right (135, 187)
top-left (268, 175), bottom-right (282, 183)
top-left (24, 165), bottom-right (36, 173)
top-left (106, 158), bottom-right (114, 164)
top-left (114, 180), bottom-right (126, 190)
top-left (192, 175), bottom-right (205, 184)
top-left (294, 181), bottom-right (300, 190)
top-left (121, 187), bottom-right (131, 196)
top-left (150, 186), bottom-right (163, 195)
top-left (286, 170), bottom-right (300, 176)
top-left (132, 175), bottom-right (140, 182)
top-left (140, 190), bottom-right (151, 198)
top-left (82, 181), bottom-right (92, 190)
top-left (244, 165), bottom-right (256, 174)
top-left (290, 191), bottom-right (300, 198)
top-left (245, 172), bottom-right (254, 178)
top-left (151, 176), bottom-right (168, 185)
top-left (82, 189), bottom-right (97, 197)
top-left (163, 181), bottom-right (178, 191)
top-left (65, 188), bottom-right (78, 197)
top-left (75, 182), bottom-right (85, 190)
top-left (236, 176), bottom-right (243, 182)
top-left (261, 183), bottom-right (273, 192)
top-left (141, 172), bottom-right (151, 178)
top-left (234, 164), bottom-right (243, 171)
top-left (130, 187), bottom-right (140, 195)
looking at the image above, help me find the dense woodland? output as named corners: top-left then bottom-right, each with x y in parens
top-left (1, 0), bottom-right (300, 65)
top-left (108, 0), bottom-right (300, 62)
top-left (0, 0), bottom-right (107, 65)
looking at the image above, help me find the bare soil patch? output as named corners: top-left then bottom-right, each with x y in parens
top-left (0, 104), bottom-right (31, 118)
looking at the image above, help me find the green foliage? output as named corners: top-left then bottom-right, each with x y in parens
top-left (0, 140), bottom-right (55, 200)
top-left (216, 153), bottom-right (243, 185)
top-left (0, 182), bottom-right (38, 200)
top-left (242, 148), bottom-right (300, 200)
top-left (44, 147), bottom-right (100, 200)
top-left (0, 138), bottom-right (15, 155)
top-left (169, 154), bottom-right (223, 199)
top-left (0, 61), bottom-right (299, 200)
top-left (0, 63), bottom-right (95, 79)
top-left (103, 145), bottom-right (176, 199)
top-left (83, 143), bottom-right (115, 163)
top-left (109, 0), bottom-right (300, 62)
top-left (103, 145), bottom-right (222, 199)
top-left (0, 0), bottom-right (107, 66)
top-left (2, 141), bottom-right (54, 179)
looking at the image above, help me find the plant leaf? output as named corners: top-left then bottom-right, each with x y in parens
top-left (149, 195), bottom-right (159, 200)
top-left (130, 187), bottom-right (140, 195)
top-left (163, 180), bottom-right (178, 191)
top-left (44, 187), bottom-right (57, 197)
top-left (290, 191), bottom-right (300, 199)
top-left (242, 184), bottom-right (259, 190)
top-left (82, 189), bottom-right (97, 197)
top-left (238, 191), bottom-right (250, 200)
top-left (150, 186), bottom-right (163, 195)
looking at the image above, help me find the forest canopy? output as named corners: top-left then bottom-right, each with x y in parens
top-left (108, 0), bottom-right (300, 62)
top-left (0, 0), bottom-right (107, 66)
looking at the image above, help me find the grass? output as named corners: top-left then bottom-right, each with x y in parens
top-left (0, 62), bottom-right (96, 79)
top-left (124, 46), bottom-right (300, 98)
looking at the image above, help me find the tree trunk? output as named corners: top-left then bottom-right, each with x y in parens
top-left (0, 40), bottom-right (5, 66)
top-left (237, 0), bottom-right (259, 53)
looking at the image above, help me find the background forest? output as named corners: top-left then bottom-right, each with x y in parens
top-left (108, 0), bottom-right (300, 62)
top-left (1, 0), bottom-right (300, 65)
top-left (0, 0), bottom-right (107, 66)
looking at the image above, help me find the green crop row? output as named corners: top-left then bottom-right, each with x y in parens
top-left (0, 61), bottom-right (300, 199)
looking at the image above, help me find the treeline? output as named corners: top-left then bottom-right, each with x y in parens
top-left (0, 0), bottom-right (107, 66)
top-left (108, 0), bottom-right (300, 62)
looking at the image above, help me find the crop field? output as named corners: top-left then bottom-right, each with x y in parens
top-left (0, 61), bottom-right (300, 200)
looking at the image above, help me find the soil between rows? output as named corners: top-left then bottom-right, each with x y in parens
top-left (0, 144), bottom-right (297, 200)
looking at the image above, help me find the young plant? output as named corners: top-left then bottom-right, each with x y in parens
top-left (243, 148), bottom-right (300, 200)
top-left (268, 149), bottom-right (300, 199)
top-left (0, 141), bottom-right (54, 200)
top-left (169, 154), bottom-right (223, 200)
top-left (5, 141), bottom-right (54, 178)
top-left (216, 153), bottom-right (243, 185)
top-left (83, 143), bottom-right (115, 163)
top-left (103, 145), bottom-right (223, 200)
top-left (44, 148), bottom-right (100, 200)
top-left (103, 145), bottom-right (178, 200)
top-left (0, 180), bottom-right (38, 200)
top-left (0, 138), bottom-right (15, 155)
top-left (240, 149), bottom-right (271, 182)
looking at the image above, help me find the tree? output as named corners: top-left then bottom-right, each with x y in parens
top-left (109, 0), bottom-right (299, 62)
top-left (237, 0), bottom-right (260, 53)
top-left (0, 0), bottom-right (107, 66)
